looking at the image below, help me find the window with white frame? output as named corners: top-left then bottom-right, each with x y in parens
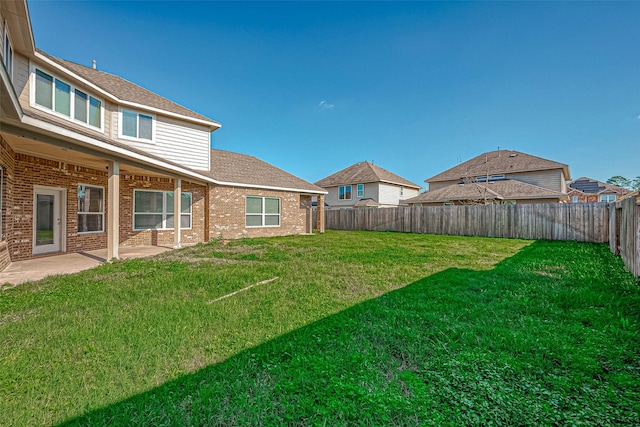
top-left (3, 26), bottom-right (13, 79)
top-left (34, 68), bottom-right (102, 128)
top-left (572, 196), bottom-right (579, 203)
top-left (78, 185), bottom-right (104, 233)
top-left (357, 183), bottom-right (364, 198)
top-left (338, 185), bottom-right (352, 200)
top-left (246, 196), bottom-right (280, 227)
top-left (400, 186), bottom-right (404, 196)
top-left (121, 109), bottom-right (153, 141)
top-left (599, 194), bottom-right (616, 203)
top-left (133, 190), bottom-right (192, 230)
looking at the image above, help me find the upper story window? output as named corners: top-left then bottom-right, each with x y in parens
top-left (572, 196), bottom-right (579, 203)
top-left (339, 185), bottom-right (352, 200)
top-left (357, 184), bottom-right (364, 198)
top-left (599, 194), bottom-right (616, 203)
top-left (3, 26), bottom-right (13, 79)
top-left (33, 68), bottom-right (103, 129)
top-left (120, 109), bottom-right (154, 141)
top-left (477, 174), bottom-right (505, 182)
top-left (400, 186), bottom-right (404, 196)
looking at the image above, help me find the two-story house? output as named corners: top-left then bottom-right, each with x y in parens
top-left (0, 0), bottom-right (326, 271)
top-left (406, 149), bottom-right (570, 206)
top-left (568, 177), bottom-right (633, 203)
top-left (315, 161), bottom-right (421, 209)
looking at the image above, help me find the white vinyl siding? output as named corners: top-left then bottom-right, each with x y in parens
top-left (507, 170), bottom-right (565, 193)
top-left (13, 53), bottom-right (29, 105)
top-left (112, 112), bottom-right (211, 170)
top-left (379, 183), bottom-right (419, 206)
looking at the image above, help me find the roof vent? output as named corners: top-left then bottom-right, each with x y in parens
top-left (509, 153), bottom-right (517, 157)
top-left (92, 60), bottom-right (97, 69)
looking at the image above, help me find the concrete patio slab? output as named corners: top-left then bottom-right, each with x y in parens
top-left (0, 246), bottom-right (173, 286)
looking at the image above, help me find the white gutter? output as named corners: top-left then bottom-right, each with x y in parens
top-left (19, 116), bottom-right (326, 194)
top-left (35, 52), bottom-right (221, 130)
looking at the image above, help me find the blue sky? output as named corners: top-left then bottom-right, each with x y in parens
top-left (29, 1), bottom-right (639, 188)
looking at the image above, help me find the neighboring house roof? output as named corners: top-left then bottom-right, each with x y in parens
top-left (36, 49), bottom-right (220, 128)
top-left (406, 179), bottom-right (567, 204)
top-left (202, 149), bottom-right (326, 194)
top-left (315, 161), bottom-right (421, 189)
top-left (353, 198), bottom-right (381, 208)
top-left (568, 177), bottom-right (628, 195)
top-left (426, 150), bottom-right (570, 183)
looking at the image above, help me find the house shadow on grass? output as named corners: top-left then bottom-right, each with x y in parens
top-left (58, 241), bottom-right (639, 426)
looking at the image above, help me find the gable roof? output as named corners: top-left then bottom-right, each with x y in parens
top-left (201, 149), bottom-right (326, 194)
top-left (353, 198), bottom-right (381, 208)
top-left (36, 49), bottom-right (220, 128)
top-left (406, 179), bottom-right (567, 204)
top-left (426, 150), bottom-right (570, 183)
top-left (315, 161), bottom-right (421, 189)
top-left (568, 177), bottom-right (628, 195)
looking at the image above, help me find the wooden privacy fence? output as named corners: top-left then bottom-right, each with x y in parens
top-left (323, 203), bottom-right (609, 242)
top-left (609, 198), bottom-right (640, 278)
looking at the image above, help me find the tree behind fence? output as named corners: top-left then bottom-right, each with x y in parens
top-left (323, 203), bottom-right (609, 242)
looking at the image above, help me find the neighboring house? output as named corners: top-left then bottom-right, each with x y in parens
top-left (315, 161), bottom-right (421, 209)
top-left (0, 1), bottom-right (326, 271)
top-left (407, 149), bottom-right (570, 206)
top-left (568, 177), bottom-right (631, 203)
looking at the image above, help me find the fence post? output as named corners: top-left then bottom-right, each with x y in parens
top-left (316, 195), bottom-right (325, 233)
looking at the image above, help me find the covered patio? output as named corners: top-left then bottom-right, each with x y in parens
top-left (0, 245), bottom-right (173, 286)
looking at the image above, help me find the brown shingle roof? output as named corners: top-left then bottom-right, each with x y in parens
top-left (406, 179), bottom-right (567, 204)
top-left (201, 149), bottom-right (326, 194)
top-left (37, 49), bottom-right (219, 127)
top-left (353, 198), bottom-right (381, 208)
top-left (427, 150), bottom-right (569, 183)
top-left (315, 161), bottom-right (421, 189)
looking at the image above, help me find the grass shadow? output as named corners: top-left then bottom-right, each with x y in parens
top-left (57, 240), bottom-right (640, 426)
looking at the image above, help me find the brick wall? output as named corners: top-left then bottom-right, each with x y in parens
top-left (568, 189), bottom-right (602, 203)
top-left (0, 135), bottom-right (15, 270)
top-left (11, 154), bottom-right (109, 260)
top-left (6, 153), bottom-right (207, 261)
top-left (209, 185), bottom-right (312, 239)
top-left (0, 142), bottom-right (313, 265)
top-left (119, 176), bottom-right (207, 247)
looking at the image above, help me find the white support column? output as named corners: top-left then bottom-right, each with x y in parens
top-left (107, 160), bottom-right (120, 260)
top-left (174, 177), bottom-right (182, 249)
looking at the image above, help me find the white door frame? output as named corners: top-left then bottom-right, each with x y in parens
top-left (33, 185), bottom-right (66, 255)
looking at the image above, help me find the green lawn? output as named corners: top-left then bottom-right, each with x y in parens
top-left (1, 231), bottom-right (639, 426)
